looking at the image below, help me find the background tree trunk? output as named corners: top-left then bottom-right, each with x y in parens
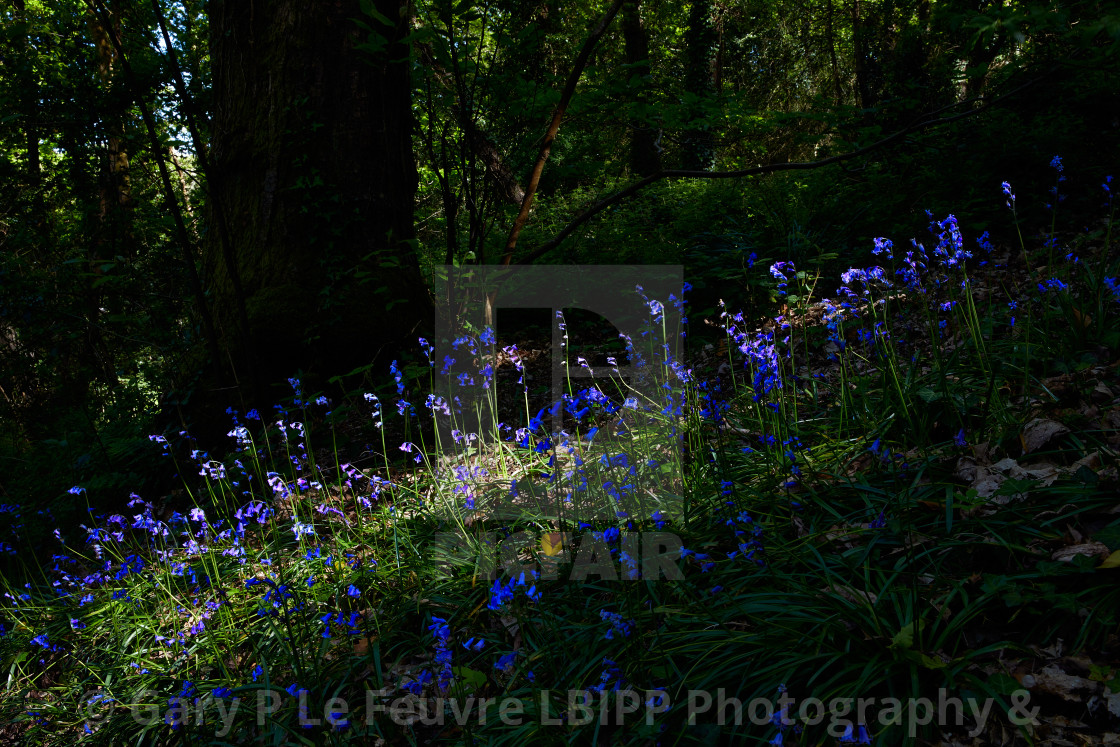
top-left (683, 0), bottom-right (717, 171)
top-left (623, 0), bottom-right (660, 177)
top-left (207, 0), bottom-right (430, 402)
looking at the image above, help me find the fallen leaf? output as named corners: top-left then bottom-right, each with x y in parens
top-left (1051, 542), bottom-right (1111, 562)
top-left (825, 583), bottom-right (878, 606)
top-left (540, 532), bottom-right (568, 556)
top-left (1021, 418), bottom-right (1071, 453)
top-left (1027, 664), bottom-right (1099, 702)
top-left (1099, 549), bottom-right (1120, 569)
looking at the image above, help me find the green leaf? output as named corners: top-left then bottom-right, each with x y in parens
top-left (359, 0), bottom-right (394, 26)
top-left (904, 650), bottom-right (947, 669)
top-left (916, 387), bottom-right (941, 403)
top-left (891, 620), bottom-right (926, 650)
top-left (1089, 664), bottom-right (1116, 682)
top-left (452, 666), bottom-right (487, 690)
top-left (1094, 523), bottom-right (1120, 551)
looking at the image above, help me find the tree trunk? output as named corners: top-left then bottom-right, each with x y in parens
top-left (12, 0), bottom-right (41, 209)
top-left (683, 0), bottom-right (717, 171)
top-left (207, 0), bottom-right (431, 401)
top-left (851, 0), bottom-right (875, 111)
top-left (623, 0), bottom-right (659, 177)
top-left (826, 0), bottom-right (843, 105)
top-left (86, 0), bottom-right (131, 382)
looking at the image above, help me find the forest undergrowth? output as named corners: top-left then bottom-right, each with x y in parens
top-left (2, 161), bottom-right (1120, 745)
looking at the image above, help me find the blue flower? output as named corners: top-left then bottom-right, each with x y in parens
top-left (488, 578), bottom-right (514, 610)
top-left (495, 651), bottom-right (518, 673)
top-left (600, 609), bottom-right (635, 639)
top-left (840, 723), bottom-right (873, 744)
top-left (1104, 277), bottom-right (1120, 304)
top-left (347, 584), bottom-right (360, 598)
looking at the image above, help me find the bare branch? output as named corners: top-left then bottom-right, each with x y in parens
top-left (516, 73), bottom-right (1049, 265)
top-left (499, 0), bottom-right (627, 266)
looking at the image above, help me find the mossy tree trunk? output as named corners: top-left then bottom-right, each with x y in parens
top-left (206, 0), bottom-right (431, 404)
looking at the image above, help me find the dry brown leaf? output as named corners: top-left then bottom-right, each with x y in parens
top-left (824, 583), bottom-right (878, 606)
top-left (1023, 664), bottom-right (1100, 702)
top-left (1021, 418), bottom-right (1071, 453)
top-left (1051, 542), bottom-right (1111, 562)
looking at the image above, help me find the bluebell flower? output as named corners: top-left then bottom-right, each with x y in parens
top-left (600, 609), bottom-right (635, 639)
top-left (495, 651), bottom-right (518, 673)
top-left (428, 616), bottom-right (455, 690)
top-left (840, 723), bottom-right (873, 743)
top-left (1104, 277), bottom-right (1120, 304)
top-left (872, 237), bottom-right (893, 259)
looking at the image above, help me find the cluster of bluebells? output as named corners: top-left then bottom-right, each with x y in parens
top-left (428, 616), bottom-right (455, 692)
top-left (488, 570), bottom-right (542, 610)
top-left (1103, 277), bottom-right (1120, 305)
top-left (720, 302), bottom-right (783, 405)
top-left (25, 227), bottom-right (1118, 744)
top-left (600, 609), bottom-right (635, 640)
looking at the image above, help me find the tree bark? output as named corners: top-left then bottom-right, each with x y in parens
top-left (12, 0), bottom-right (41, 203)
top-left (683, 0), bottom-right (717, 171)
top-left (207, 0), bottom-right (431, 398)
top-left (622, 0), bottom-right (660, 177)
top-left (851, 0), bottom-right (876, 111)
top-left (826, 0), bottom-right (843, 105)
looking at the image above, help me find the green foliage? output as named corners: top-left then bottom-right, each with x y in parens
top-left (2, 0), bottom-right (1120, 740)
